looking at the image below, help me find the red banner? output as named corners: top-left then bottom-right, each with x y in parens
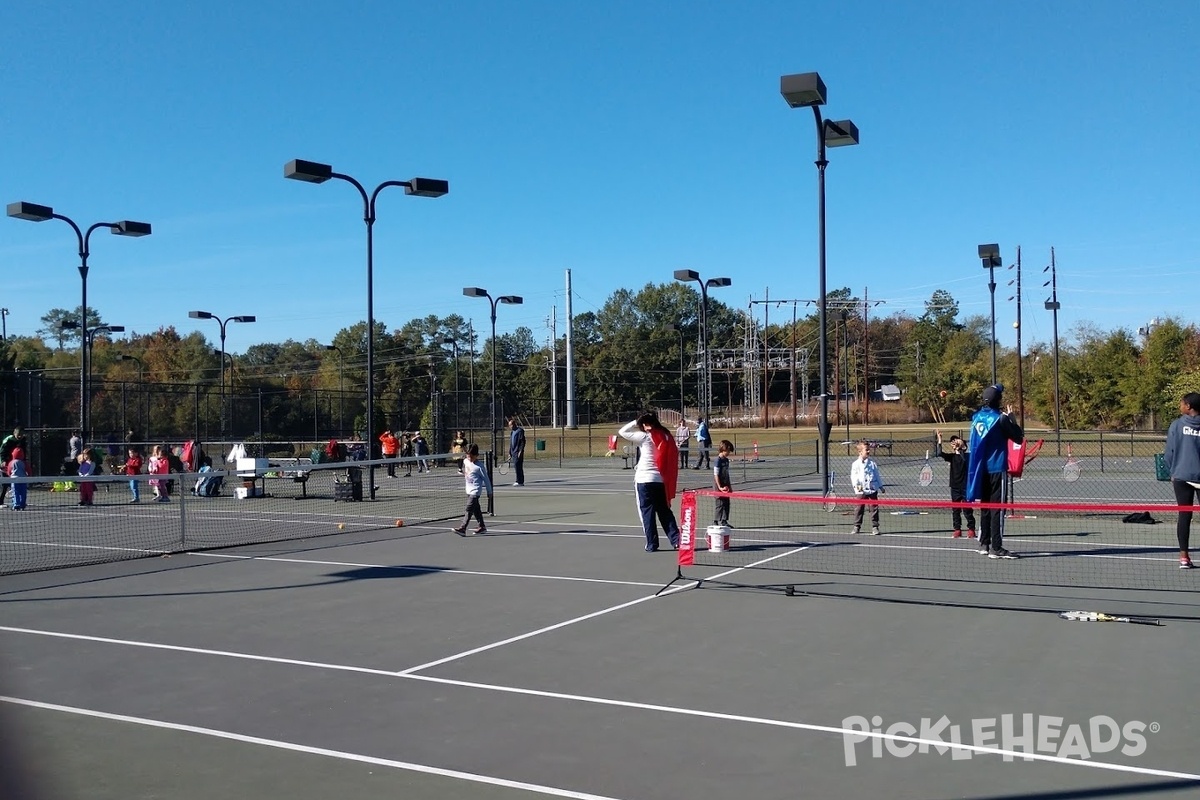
top-left (677, 491), bottom-right (696, 566)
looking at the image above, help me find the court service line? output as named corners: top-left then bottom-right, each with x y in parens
top-left (402, 674), bottom-right (1200, 782)
top-left (0, 626), bottom-right (403, 678)
top-left (396, 546), bottom-right (802, 675)
top-left (0, 696), bottom-right (627, 800)
top-left (2, 633), bottom-right (1196, 783)
top-left (187, 552), bottom-right (662, 588)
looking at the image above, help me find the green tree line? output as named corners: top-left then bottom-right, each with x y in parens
top-left (6, 285), bottom-right (1198, 442)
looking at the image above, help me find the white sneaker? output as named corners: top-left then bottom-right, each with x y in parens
top-left (870, 528), bottom-right (880, 535)
top-left (850, 526), bottom-right (860, 534)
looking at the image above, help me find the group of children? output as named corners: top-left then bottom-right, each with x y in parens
top-left (3, 443), bottom-right (181, 510)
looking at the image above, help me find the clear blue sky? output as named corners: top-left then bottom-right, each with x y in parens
top-left (4, 1), bottom-right (1197, 356)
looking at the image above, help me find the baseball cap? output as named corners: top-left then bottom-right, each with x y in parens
top-left (982, 384), bottom-right (1004, 408)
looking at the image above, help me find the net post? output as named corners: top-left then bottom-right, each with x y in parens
top-left (656, 565), bottom-right (695, 596)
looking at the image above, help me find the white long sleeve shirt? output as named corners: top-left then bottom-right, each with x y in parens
top-left (849, 456), bottom-right (882, 495)
top-left (619, 420), bottom-right (663, 484)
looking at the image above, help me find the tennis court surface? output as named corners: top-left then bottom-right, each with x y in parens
top-left (2, 461), bottom-right (1199, 799)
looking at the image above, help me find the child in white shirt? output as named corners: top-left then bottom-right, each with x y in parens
top-left (849, 440), bottom-right (884, 534)
top-left (453, 443), bottom-right (492, 535)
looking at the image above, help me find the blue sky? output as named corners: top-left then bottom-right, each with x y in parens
top-left (4, 1), bottom-right (1198, 357)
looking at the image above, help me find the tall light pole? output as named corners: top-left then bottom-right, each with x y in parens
top-left (119, 354), bottom-right (145, 439)
top-left (780, 72), bottom-right (860, 491)
top-left (664, 324), bottom-right (686, 418)
top-left (1, 308), bottom-right (8, 340)
top-left (324, 344), bottom-right (345, 437)
top-left (978, 243), bottom-right (1002, 385)
top-left (673, 270), bottom-right (731, 424)
top-left (8, 201), bottom-right (151, 445)
top-left (189, 311), bottom-right (256, 442)
top-left (1044, 247), bottom-right (1062, 453)
top-left (443, 336), bottom-right (460, 432)
top-left (463, 288), bottom-right (522, 462)
top-left (285, 160), bottom-right (448, 499)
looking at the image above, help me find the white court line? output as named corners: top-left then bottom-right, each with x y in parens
top-left (0, 540), bottom-right (169, 554)
top-left (0, 626), bottom-right (401, 678)
top-left (2, 628), bottom-right (1197, 783)
top-left (188, 552), bottom-right (662, 588)
top-left (0, 696), bottom-right (627, 800)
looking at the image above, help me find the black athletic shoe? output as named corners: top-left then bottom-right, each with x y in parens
top-left (988, 548), bottom-right (1019, 560)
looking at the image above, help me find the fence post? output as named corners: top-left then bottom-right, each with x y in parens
top-left (1099, 431), bottom-right (1105, 473)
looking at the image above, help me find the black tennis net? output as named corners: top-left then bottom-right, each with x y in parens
top-left (0, 455), bottom-right (468, 575)
top-left (667, 489), bottom-right (1200, 619)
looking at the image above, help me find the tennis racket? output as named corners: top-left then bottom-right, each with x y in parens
top-left (918, 450), bottom-right (934, 487)
top-left (498, 458), bottom-right (510, 476)
top-left (1059, 611), bottom-right (1161, 626)
top-left (822, 470), bottom-right (838, 513)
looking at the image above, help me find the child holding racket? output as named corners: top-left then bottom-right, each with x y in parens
top-left (935, 430), bottom-right (975, 539)
top-left (849, 440), bottom-right (884, 534)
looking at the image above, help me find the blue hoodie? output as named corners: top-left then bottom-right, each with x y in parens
top-left (966, 406), bottom-right (1023, 500)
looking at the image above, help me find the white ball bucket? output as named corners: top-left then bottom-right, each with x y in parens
top-left (706, 524), bottom-right (731, 552)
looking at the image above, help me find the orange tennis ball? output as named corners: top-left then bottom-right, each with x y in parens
top-left (939, 390), bottom-right (948, 398)
top-left (395, 519), bottom-right (404, 527)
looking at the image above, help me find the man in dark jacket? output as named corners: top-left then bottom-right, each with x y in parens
top-left (935, 430), bottom-right (976, 539)
top-left (967, 385), bottom-right (1024, 559)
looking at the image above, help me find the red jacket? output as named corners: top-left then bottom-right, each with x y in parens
top-left (649, 427), bottom-right (679, 502)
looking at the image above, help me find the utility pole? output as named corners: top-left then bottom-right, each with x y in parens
top-left (1008, 247), bottom-right (1025, 426)
top-left (546, 305), bottom-right (558, 428)
top-left (750, 292), bottom-right (808, 428)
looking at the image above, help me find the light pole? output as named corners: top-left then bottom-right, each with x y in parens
top-left (664, 324), bottom-right (686, 418)
top-left (119, 354), bottom-right (145, 439)
top-left (212, 349), bottom-right (237, 439)
top-left (8, 201), bottom-right (151, 445)
top-left (285, 159), bottom-right (448, 499)
top-left (189, 311), bottom-right (255, 442)
top-left (1044, 247), bottom-right (1063, 453)
top-left (673, 270), bottom-right (731, 424)
top-left (1, 308), bottom-right (8, 340)
top-left (443, 336), bottom-right (460, 432)
top-left (780, 72), bottom-right (860, 492)
top-left (325, 344), bottom-right (345, 437)
top-left (463, 288), bottom-right (523, 462)
top-left (978, 243), bottom-right (1002, 385)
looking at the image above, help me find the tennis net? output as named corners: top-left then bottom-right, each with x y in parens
top-left (668, 489), bottom-right (1200, 619)
top-left (0, 454), bottom-right (469, 575)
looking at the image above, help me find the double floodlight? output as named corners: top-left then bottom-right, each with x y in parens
top-left (7, 201), bottom-right (152, 237)
top-left (189, 310), bottom-right (256, 324)
top-left (779, 73), bottom-right (860, 148)
top-left (978, 243), bottom-right (1002, 269)
top-left (674, 269), bottom-right (732, 289)
top-left (284, 159), bottom-right (448, 198)
top-left (462, 287), bottom-right (523, 305)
